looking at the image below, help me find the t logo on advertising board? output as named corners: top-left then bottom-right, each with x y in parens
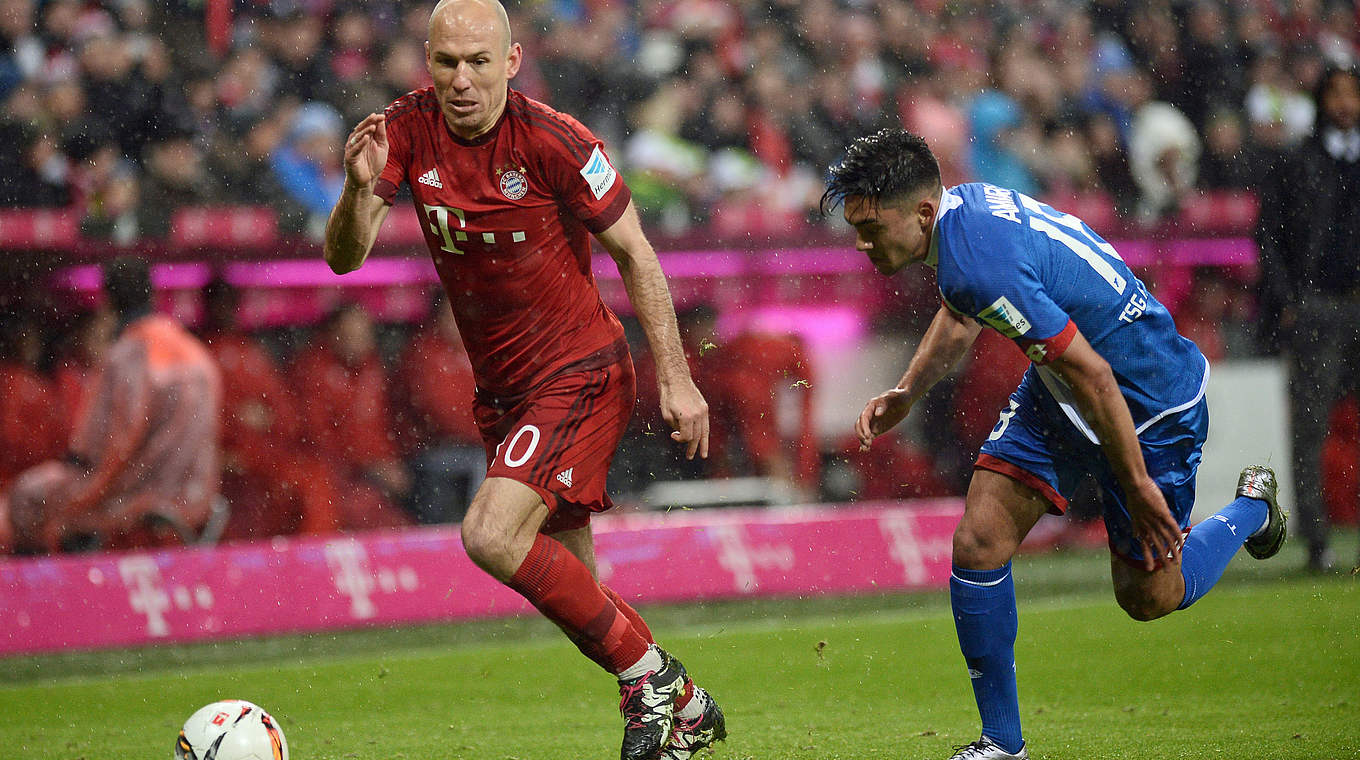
top-left (325, 539), bottom-right (377, 620)
top-left (711, 524), bottom-right (794, 593)
top-left (878, 510), bottom-right (951, 586)
top-left (117, 556), bottom-right (215, 638)
top-left (119, 556), bottom-right (171, 637)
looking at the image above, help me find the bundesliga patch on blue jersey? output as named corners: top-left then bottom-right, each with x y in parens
top-left (933, 183), bottom-right (1208, 439)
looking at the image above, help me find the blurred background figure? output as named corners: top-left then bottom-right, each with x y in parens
top-left (394, 291), bottom-right (483, 525)
top-left (1119, 69), bottom-right (1201, 222)
top-left (0, 311), bottom-right (65, 499)
top-left (3, 258), bottom-right (222, 553)
top-left (198, 277), bottom-right (341, 540)
top-left (271, 101), bottom-right (345, 238)
top-left (290, 301), bottom-right (412, 532)
top-left (1256, 66), bottom-right (1360, 573)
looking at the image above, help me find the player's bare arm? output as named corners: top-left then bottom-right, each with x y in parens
top-left (1048, 330), bottom-right (1182, 570)
top-left (857, 305), bottom-right (981, 450)
top-left (595, 201), bottom-right (710, 460)
top-left (324, 113), bottom-right (392, 274)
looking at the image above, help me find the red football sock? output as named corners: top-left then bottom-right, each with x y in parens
top-left (507, 533), bottom-right (649, 674)
top-left (600, 583), bottom-right (654, 643)
top-left (601, 582), bottom-right (695, 709)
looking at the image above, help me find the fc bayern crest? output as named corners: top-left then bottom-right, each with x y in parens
top-left (500, 169), bottom-right (528, 200)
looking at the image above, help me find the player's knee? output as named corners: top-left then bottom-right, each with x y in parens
top-left (952, 523), bottom-right (1011, 568)
top-left (460, 518), bottom-right (516, 578)
top-left (1115, 589), bottom-right (1175, 622)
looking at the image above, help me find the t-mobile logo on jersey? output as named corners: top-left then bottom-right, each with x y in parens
top-left (423, 203), bottom-right (527, 255)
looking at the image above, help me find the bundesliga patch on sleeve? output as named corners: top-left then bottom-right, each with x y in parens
top-left (580, 145), bottom-right (618, 200)
top-left (976, 295), bottom-right (1032, 338)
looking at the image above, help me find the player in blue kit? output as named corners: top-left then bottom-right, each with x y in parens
top-left (823, 129), bottom-right (1288, 760)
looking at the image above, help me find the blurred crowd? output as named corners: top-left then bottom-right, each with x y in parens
top-left (0, 258), bottom-right (1291, 553)
top-left (1, 0), bottom-right (1357, 240)
top-left (2, 269), bottom-right (975, 551)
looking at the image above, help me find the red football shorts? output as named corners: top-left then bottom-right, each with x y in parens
top-left (474, 357), bottom-right (636, 533)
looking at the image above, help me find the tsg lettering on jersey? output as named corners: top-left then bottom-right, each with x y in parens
top-left (1119, 282), bottom-right (1150, 324)
top-left (423, 204), bottom-right (528, 255)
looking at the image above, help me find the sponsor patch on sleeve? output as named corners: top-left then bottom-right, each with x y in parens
top-left (976, 295), bottom-right (1032, 338)
top-left (579, 145), bottom-right (618, 200)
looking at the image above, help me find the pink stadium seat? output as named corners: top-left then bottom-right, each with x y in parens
top-left (1176, 191), bottom-right (1259, 236)
top-left (1042, 192), bottom-right (1119, 233)
top-left (0, 208), bottom-right (80, 248)
top-left (169, 206), bottom-right (279, 248)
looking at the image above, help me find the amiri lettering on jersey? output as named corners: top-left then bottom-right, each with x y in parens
top-left (983, 184), bottom-right (1021, 223)
top-left (579, 145), bottom-right (617, 200)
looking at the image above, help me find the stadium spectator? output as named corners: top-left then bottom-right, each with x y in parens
top-left (199, 278), bottom-right (341, 540)
top-left (631, 303), bottom-right (721, 483)
top-left (0, 0), bottom-right (1350, 242)
top-left (0, 0), bottom-right (42, 103)
top-left (271, 101), bottom-right (346, 238)
top-left (1244, 48), bottom-right (1317, 147)
top-left (394, 291), bottom-right (483, 525)
top-left (967, 48), bottom-right (1042, 198)
top-left (289, 301), bottom-right (412, 532)
top-left (1083, 111), bottom-right (1140, 217)
top-left (1121, 69), bottom-right (1201, 221)
top-left (0, 312), bottom-right (65, 491)
top-left (50, 304), bottom-right (115, 443)
top-left (138, 127), bottom-right (226, 239)
top-left (77, 141), bottom-right (140, 244)
top-left (1196, 109), bottom-right (1261, 190)
top-left (322, 1), bottom-right (720, 756)
top-left (1178, 0), bottom-right (1246, 132)
top-left (4, 258), bottom-right (222, 554)
top-left (718, 329), bottom-right (821, 491)
top-left (1256, 65), bottom-right (1360, 573)
top-left (0, 124), bottom-right (73, 207)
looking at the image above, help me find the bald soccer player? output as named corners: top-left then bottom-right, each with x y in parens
top-left (323, 3), bottom-right (725, 759)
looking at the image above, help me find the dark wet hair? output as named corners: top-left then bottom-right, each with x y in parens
top-left (821, 128), bottom-right (942, 215)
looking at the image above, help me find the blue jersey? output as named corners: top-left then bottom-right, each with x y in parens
top-left (931, 183), bottom-right (1208, 443)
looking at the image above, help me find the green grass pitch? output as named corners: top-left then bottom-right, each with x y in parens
top-left (2, 543), bottom-right (1357, 759)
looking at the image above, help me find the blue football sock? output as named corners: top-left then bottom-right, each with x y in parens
top-left (1179, 496), bottom-right (1269, 609)
top-left (951, 562), bottom-right (1023, 754)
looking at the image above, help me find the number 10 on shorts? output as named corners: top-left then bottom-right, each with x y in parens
top-left (496, 424), bottom-right (541, 468)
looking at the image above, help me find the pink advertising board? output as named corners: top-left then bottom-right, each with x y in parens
top-left (0, 500), bottom-right (962, 656)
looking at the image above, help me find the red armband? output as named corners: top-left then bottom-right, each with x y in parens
top-left (1017, 320), bottom-right (1077, 364)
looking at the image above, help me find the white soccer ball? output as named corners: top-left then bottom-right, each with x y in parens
top-left (175, 700), bottom-right (289, 760)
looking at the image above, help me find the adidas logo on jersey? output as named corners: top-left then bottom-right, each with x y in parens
top-left (556, 468), bottom-right (574, 488)
top-left (417, 168), bottom-right (443, 188)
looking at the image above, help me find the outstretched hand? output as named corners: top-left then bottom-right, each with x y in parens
top-left (855, 388), bottom-right (914, 451)
top-left (344, 113), bottom-right (389, 188)
top-left (1126, 478), bottom-right (1183, 571)
top-left (661, 380), bottom-right (709, 460)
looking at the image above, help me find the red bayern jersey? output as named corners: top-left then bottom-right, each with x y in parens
top-left (375, 87), bottom-right (631, 396)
